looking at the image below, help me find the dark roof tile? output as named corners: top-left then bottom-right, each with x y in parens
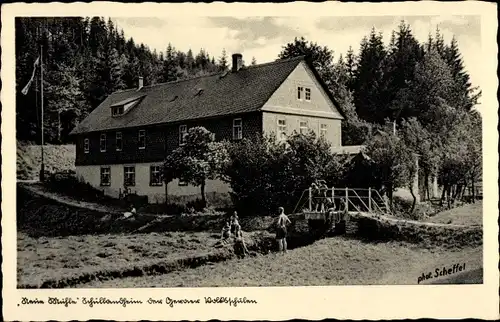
top-left (70, 56), bottom-right (343, 134)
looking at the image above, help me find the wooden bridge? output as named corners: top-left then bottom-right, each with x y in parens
top-left (293, 187), bottom-right (391, 235)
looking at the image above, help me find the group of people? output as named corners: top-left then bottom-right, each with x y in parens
top-left (310, 180), bottom-right (334, 212)
top-left (218, 207), bottom-right (293, 255)
top-left (219, 211), bottom-right (250, 258)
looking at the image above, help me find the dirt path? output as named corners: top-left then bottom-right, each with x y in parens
top-left (354, 212), bottom-right (480, 229)
top-left (20, 183), bottom-right (121, 214)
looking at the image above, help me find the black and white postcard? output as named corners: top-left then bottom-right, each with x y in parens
top-left (2, 1), bottom-right (499, 321)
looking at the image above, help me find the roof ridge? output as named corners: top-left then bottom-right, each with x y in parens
top-left (129, 56), bottom-right (306, 91)
top-left (114, 88), bottom-right (138, 94)
top-left (141, 71), bottom-right (223, 90)
top-left (246, 55), bottom-right (305, 69)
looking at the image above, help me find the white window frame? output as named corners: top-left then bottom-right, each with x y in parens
top-left (277, 119), bottom-right (287, 141)
top-left (100, 133), bottom-right (107, 152)
top-left (100, 166), bottom-right (111, 186)
top-left (299, 121), bottom-right (308, 135)
top-left (305, 88), bottom-right (311, 101)
top-left (84, 138), bottom-right (89, 153)
top-left (179, 125), bottom-right (187, 146)
top-left (233, 118), bottom-right (243, 140)
top-left (124, 166), bottom-right (136, 187)
top-left (116, 132), bottom-right (122, 151)
top-left (320, 123), bottom-right (327, 137)
top-left (112, 105), bottom-right (124, 116)
top-left (297, 86), bottom-right (304, 100)
top-left (150, 165), bottom-right (163, 186)
top-left (138, 129), bottom-right (146, 150)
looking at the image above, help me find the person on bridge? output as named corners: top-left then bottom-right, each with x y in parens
top-left (319, 181), bottom-right (329, 212)
top-left (276, 207), bottom-right (292, 253)
top-left (310, 182), bottom-right (321, 212)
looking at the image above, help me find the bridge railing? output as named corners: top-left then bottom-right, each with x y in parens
top-left (293, 187), bottom-right (391, 216)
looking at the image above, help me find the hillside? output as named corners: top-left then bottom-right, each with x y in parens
top-left (17, 142), bottom-right (75, 180)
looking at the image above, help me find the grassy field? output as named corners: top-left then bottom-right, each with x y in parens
top-left (17, 183), bottom-right (483, 288)
top-left (77, 237), bottom-right (482, 288)
top-left (17, 142), bottom-right (75, 180)
top-left (18, 231), bottom-right (229, 288)
top-left (17, 229), bottom-right (278, 288)
top-left (424, 201), bottom-right (483, 226)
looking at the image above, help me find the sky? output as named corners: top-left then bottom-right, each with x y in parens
top-left (111, 15), bottom-right (482, 105)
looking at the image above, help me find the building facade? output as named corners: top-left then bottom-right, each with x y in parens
top-left (71, 54), bottom-right (346, 203)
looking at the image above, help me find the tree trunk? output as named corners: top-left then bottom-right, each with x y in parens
top-left (200, 180), bottom-right (206, 208)
top-left (440, 183), bottom-right (447, 206)
top-left (446, 184), bottom-right (453, 209)
top-left (453, 184), bottom-right (459, 200)
top-left (424, 172), bottom-right (430, 201)
top-left (164, 181), bottom-right (169, 206)
top-left (388, 183), bottom-right (393, 211)
top-left (57, 110), bottom-right (62, 143)
top-left (471, 180), bottom-right (475, 203)
top-left (409, 183), bottom-right (416, 214)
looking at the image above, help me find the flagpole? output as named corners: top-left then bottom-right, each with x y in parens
top-left (39, 44), bottom-right (45, 182)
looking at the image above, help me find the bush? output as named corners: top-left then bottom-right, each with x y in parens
top-left (392, 196), bottom-right (443, 220)
top-left (224, 132), bottom-right (345, 216)
top-left (44, 173), bottom-right (110, 202)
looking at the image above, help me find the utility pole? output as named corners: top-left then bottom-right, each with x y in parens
top-left (39, 44), bottom-right (45, 182)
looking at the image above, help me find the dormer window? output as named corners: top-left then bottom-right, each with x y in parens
top-left (112, 105), bottom-right (124, 116)
top-left (110, 95), bottom-right (145, 117)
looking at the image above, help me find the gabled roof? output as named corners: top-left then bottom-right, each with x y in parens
top-left (70, 55), bottom-right (346, 135)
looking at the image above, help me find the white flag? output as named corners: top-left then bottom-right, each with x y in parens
top-left (21, 56), bottom-right (40, 95)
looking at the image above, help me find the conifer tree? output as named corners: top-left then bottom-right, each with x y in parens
top-left (218, 48), bottom-right (228, 71)
top-left (352, 28), bottom-right (388, 124)
top-left (162, 43), bottom-right (178, 83)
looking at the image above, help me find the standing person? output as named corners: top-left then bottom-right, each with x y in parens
top-left (233, 224), bottom-right (249, 258)
top-left (310, 182), bottom-right (320, 211)
top-left (319, 181), bottom-right (329, 212)
top-left (230, 211), bottom-right (239, 235)
top-left (221, 221), bottom-right (231, 241)
top-left (276, 207), bottom-right (291, 253)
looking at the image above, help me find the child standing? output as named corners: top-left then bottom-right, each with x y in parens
top-left (276, 207), bottom-right (291, 253)
top-left (233, 224), bottom-right (249, 258)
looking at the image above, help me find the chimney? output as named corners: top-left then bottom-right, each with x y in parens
top-left (138, 76), bottom-right (144, 90)
top-left (232, 53), bottom-right (243, 72)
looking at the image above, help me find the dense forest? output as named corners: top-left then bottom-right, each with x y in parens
top-left (16, 17), bottom-right (481, 149)
top-left (276, 23), bottom-right (482, 203)
top-left (16, 17), bottom-right (235, 143)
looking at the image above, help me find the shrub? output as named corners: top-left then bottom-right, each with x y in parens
top-left (44, 173), bottom-right (109, 203)
top-left (223, 132), bottom-right (347, 216)
top-left (392, 196), bottom-right (441, 220)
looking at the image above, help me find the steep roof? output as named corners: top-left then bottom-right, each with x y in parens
top-left (70, 56), bottom-right (345, 135)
